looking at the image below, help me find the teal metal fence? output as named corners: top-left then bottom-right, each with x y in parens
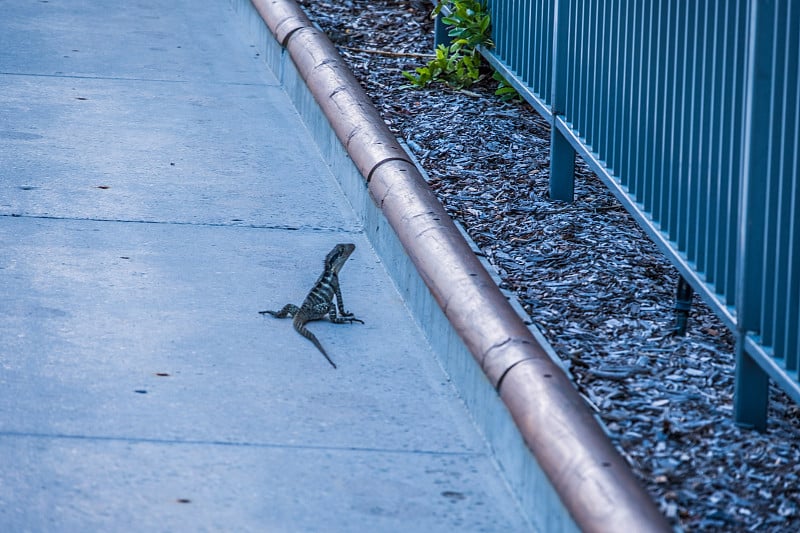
top-left (476, 0), bottom-right (799, 430)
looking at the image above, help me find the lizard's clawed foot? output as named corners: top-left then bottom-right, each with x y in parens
top-left (342, 311), bottom-right (364, 324)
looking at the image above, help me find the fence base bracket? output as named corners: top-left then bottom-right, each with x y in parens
top-left (673, 276), bottom-right (694, 336)
top-left (734, 343), bottom-right (769, 432)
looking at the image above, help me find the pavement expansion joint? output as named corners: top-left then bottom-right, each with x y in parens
top-left (0, 431), bottom-right (482, 458)
top-left (0, 70), bottom-right (280, 88)
top-left (0, 213), bottom-right (363, 234)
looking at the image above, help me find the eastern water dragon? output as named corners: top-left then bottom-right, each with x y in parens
top-left (260, 243), bottom-right (363, 368)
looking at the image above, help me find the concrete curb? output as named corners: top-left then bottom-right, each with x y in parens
top-left (232, 1), bottom-right (671, 531)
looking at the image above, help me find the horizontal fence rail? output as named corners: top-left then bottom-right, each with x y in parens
top-left (476, 0), bottom-right (800, 430)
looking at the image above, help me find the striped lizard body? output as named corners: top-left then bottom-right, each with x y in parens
top-left (260, 243), bottom-right (363, 368)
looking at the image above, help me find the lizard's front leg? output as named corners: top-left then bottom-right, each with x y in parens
top-left (328, 308), bottom-right (364, 324)
top-left (332, 276), bottom-right (362, 322)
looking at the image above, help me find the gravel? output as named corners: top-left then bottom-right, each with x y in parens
top-left (295, 1), bottom-right (800, 530)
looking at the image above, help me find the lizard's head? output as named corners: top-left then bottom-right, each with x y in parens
top-left (326, 243), bottom-right (356, 273)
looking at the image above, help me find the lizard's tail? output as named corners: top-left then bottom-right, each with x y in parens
top-left (259, 304), bottom-right (299, 318)
top-left (293, 317), bottom-right (337, 369)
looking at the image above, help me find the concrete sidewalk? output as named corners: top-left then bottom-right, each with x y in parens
top-left (0, 0), bottom-right (531, 530)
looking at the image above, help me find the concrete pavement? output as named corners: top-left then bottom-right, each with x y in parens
top-left (0, 0), bottom-right (531, 530)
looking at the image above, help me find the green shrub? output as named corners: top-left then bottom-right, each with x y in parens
top-left (403, 0), bottom-right (492, 89)
top-left (403, 0), bottom-right (518, 101)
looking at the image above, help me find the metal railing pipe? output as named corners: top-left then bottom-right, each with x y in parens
top-left (482, 0), bottom-right (800, 424)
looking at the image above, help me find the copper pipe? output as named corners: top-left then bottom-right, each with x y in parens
top-left (248, 1), bottom-right (671, 531)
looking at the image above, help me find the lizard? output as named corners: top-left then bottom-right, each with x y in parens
top-left (260, 243), bottom-right (364, 368)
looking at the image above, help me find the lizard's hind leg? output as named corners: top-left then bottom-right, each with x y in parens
top-left (259, 304), bottom-right (299, 318)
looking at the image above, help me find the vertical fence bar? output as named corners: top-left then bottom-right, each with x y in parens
top-left (736, 0), bottom-right (773, 431)
top-left (675, 1), bottom-right (690, 253)
top-left (637, 0), bottom-right (653, 211)
top-left (703, 0), bottom-right (721, 287)
top-left (714, 0), bottom-right (730, 298)
top-left (543, 0), bottom-right (553, 104)
top-left (650, 0), bottom-right (667, 224)
top-left (686, 1), bottom-right (704, 268)
top-left (784, 3), bottom-right (800, 374)
top-left (773, 0), bottom-right (799, 377)
top-left (614, 0), bottom-right (638, 187)
top-left (758, 3), bottom-right (783, 354)
top-left (612, 0), bottom-right (623, 178)
top-left (605, 0), bottom-right (614, 175)
top-left (700, 0), bottom-right (715, 279)
top-left (616, 0), bottom-right (628, 188)
top-left (526, 0), bottom-right (536, 93)
top-left (488, 0), bottom-right (503, 60)
top-left (767, 1), bottom-right (789, 363)
top-left (543, 0), bottom-right (553, 103)
top-left (596, 0), bottom-right (608, 161)
top-left (512, 0), bottom-right (519, 70)
top-left (620, 0), bottom-right (635, 196)
top-left (573, 0), bottom-right (585, 136)
top-left (525, 0), bottom-right (535, 89)
top-left (665, 1), bottom-right (682, 241)
top-left (721, 0), bottom-right (749, 307)
top-left (588, 0), bottom-right (599, 151)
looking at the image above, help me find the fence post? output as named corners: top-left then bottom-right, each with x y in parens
top-left (734, 343), bottom-right (770, 431)
top-left (735, 0), bottom-right (776, 431)
top-left (434, 3), bottom-right (452, 49)
top-left (549, 0), bottom-right (575, 202)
